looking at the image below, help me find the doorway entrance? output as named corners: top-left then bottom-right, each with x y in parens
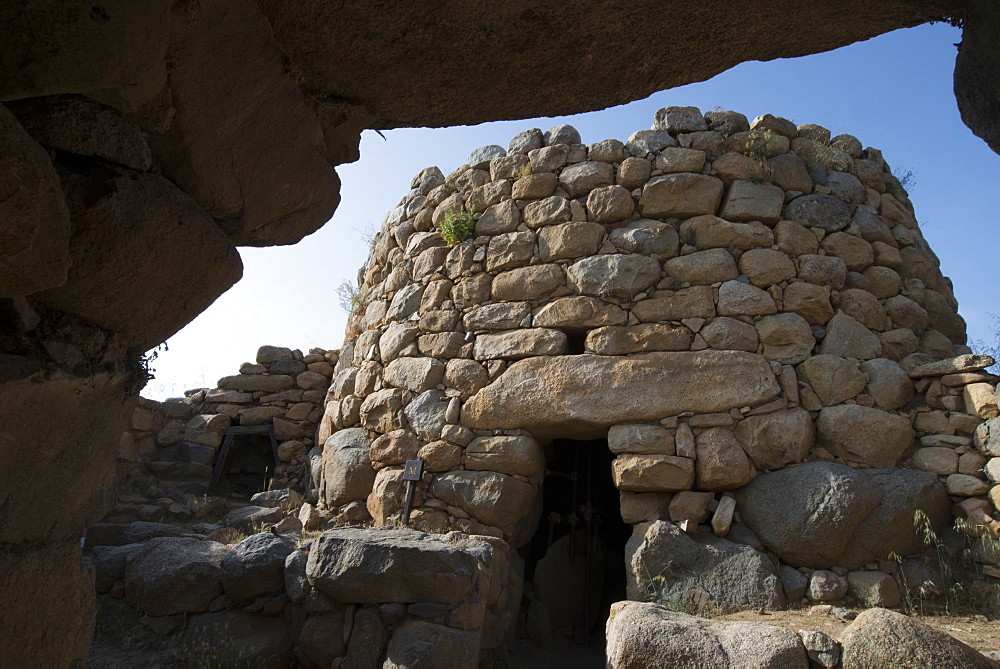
top-left (522, 437), bottom-right (630, 664)
top-left (209, 425), bottom-right (280, 497)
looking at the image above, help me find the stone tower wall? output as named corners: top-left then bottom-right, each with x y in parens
top-left (317, 107), bottom-right (999, 570)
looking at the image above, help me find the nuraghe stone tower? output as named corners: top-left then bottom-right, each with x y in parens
top-left (315, 106), bottom-right (999, 629)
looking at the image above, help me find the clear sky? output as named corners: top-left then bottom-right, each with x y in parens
top-left (143, 22), bottom-right (999, 400)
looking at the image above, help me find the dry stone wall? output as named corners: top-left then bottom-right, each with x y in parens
top-left (318, 106), bottom-right (1000, 611)
top-left (115, 345), bottom-right (335, 516)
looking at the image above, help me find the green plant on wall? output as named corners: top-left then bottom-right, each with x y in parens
top-left (438, 207), bottom-right (475, 247)
top-left (741, 128), bottom-right (778, 162)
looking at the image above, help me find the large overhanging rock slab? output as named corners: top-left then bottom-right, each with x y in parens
top-left (462, 351), bottom-right (779, 439)
top-left (0, 105), bottom-right (70, 297)
top-left (146, 0), bottom-right (339, 246)
top-left (306, 527), bottom-right (479, 604)
top-left (34, 168), bottom-right (242, 350)
top-left (259, 1), bottom-right (964, 130)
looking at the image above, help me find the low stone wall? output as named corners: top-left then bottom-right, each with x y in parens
top-left (314, 106), bottom-right (1000, 614)
top-left (91, 525), bottom-right (518, 667)
top-left (114, 345), bottom-right (336, 515)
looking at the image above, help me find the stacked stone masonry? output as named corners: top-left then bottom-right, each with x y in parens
top-left (318, 107), bottom-right (1000, 622)
top-left (116, 345), bottom-right (335, 512)
top-left (89, 525), bottom-right (516, 666)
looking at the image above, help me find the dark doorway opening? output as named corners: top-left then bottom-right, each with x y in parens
top-left (563, 331), bottom-right (587, 355)
top-left (521, 437), bottom-right (630, 666)
top-left (209, 425), bottom-right (280, 498)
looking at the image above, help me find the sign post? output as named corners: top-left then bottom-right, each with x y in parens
top-left (401, 458), bottom-right (423, 526)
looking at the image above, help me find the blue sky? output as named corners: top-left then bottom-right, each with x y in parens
top-left (144, 22), bottom-right (999, 399)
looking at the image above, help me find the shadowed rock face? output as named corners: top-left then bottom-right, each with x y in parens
top-left (258, 0), bottom-right (965, 129)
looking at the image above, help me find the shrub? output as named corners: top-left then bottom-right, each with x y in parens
top-left (741, 129), bottom-right (779, 162)
top-left (438, 207), bottom-right (475, 247)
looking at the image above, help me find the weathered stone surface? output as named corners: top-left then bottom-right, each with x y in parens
top-left (370, 430), bottom-right (422, 469)
top-left (533, 296), bottom-right (627, 329)
top-left (720, 180), bottom-right (784, 223)
top-left (860, 358), bottom-right (914, 410)
top-left (10, 95), bottom-right (152, 171)
top-left (798, 354), bottom-right (866, 406)
top-left (695, 428), bottom-right (753, 491)
top-left (1, 540), bottom-right (97, 666)
top-left (430, 471), bottom-right (537, 541)
top-left (717, 280), bottom-right (776, 316)
top-left (608, 424), bottom-right (675, 455)
top-left (840, 608), bottom-right (995, 668)
top-left (486, 230), bottom-right (535, 271)
top-left (383, 619), bottom-right (479, 669)
top-left (322, 428), bottom-right (376, 507)
top-left (559, 161), bottom-right (614, 197)
top-left (821, 233), bottom-right (874, 272)
top-left (633, 286), bottom-right (715, 321)
top-left (464, 302), bottom-right (531, 332)
top-left (682, 215), bottom-right (773, 250)
top-left (626, 129), bottom-right (677, 155)
top-left (403, 389), bottom-right (449, 441)
top-left (798, 254), bottom-right (848, 289)
top-left (739, 248), bottom-right (796, 287)
top-left (756, 312), bottom-right (816, 364)
top-left (221, 532), bottom-right (296, 603)
top-left (734, 463), bottom-right (950, 569)
top-left (699, 317), bottom-right (758, 351)
top-left (848, 570), bottom-right (901, 608)
top-left (0, 104), bottom-right (71, 297)
top-left (444, 359), bottom-right (489, 400)
top-left (492, 264), bottom-right (563, 300)
top-left (817, 404), bottom-right (913, 466)
top-left (221, 506), bottom-right (283, 533)
top-left (307, 528), bottom-right (478, 604)
top-left (639, 173), bottom-right (724, 218)
top-left (384, 357), bottom-right (445, 393)
top-left (782, 282), bottom-right (833, 325)
top-left (567, 254), bottom-right (661, 300)
top-left (609, 219), bottom-right (680, 257)
top-left (218, 373), bottom-right (294, 392)
top-left (734, 408), bottom-right (814, 470)
top-left (783, 194), bottom-right (851, 232)
top-left (606, 602), bottom-right (807, 668)
top-left (476, 199), bottom-right (520, 235)
top-left (664, 248), bottom-right (739, 285)
top-left (820, 313), bottom-right (882, 359)
top-left (463, 351), bottom-right (780, 440)
top-left (910, 354), bottom-right (996, 378)
top-left (37, 169), bottom-right (242, 349)
top-left (625, 522), bottom-right (786, 614)
top-left (587, 324), bottom-right (692, 354)
top-left (612, 454), bottom-right (695, 492)
top-left (144, 0), bottom-right (338, 245)
top-left (586, 184), bottom-right (635, 223)
top-left (360, 389), bottom-right (407, 433)
top-left (654, 106), bottom-right (708, 133)
top-left (537, 221), bottom-right (604, 262)
top-left (465, 435), bottom-right (543, 478)
top-left (473, 328), bottom-right (566, 360)
top-left (808, 569), bottom-right (848, 602)
top-left (123, 537), bottom-right (228, 615)
top-left (298, 610), bottom-right (346, 667)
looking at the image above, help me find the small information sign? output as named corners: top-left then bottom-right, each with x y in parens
top-left (403, 458), bottom-right (423, 481)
